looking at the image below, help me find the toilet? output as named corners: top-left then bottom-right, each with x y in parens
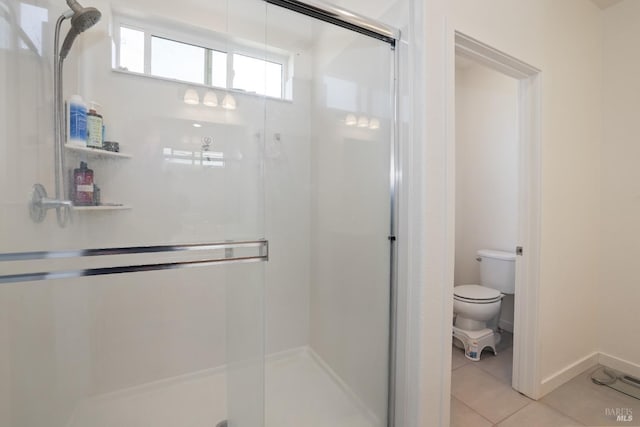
top-left (453, 249), bottom-right (515, 361)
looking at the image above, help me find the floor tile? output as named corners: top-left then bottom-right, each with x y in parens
top-left (451, 346), bottom-right (471, 370)
top-left (476, 348), bottom-right (513, 385)
top-left (497, 401), bottom-right (584, 426)
top-left (450, 396), bottom-right (493, 427)
top-left (451, 364), bottom-right (532, 423)
top-left (541, 366), bottom-right (640, 426)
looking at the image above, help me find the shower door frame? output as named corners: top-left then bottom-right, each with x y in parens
top-left (263, 1), bottom-right (401, 426)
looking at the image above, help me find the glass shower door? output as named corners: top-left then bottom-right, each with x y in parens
top-left (0, 0), bottom-right (269, 426)
top-left (263, 3), bottom-right (397, 426)
top-left (1, 0), bottom-right (398, 425)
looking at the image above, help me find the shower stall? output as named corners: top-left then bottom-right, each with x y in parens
top-left (0, 0), bottom-right (399, 425)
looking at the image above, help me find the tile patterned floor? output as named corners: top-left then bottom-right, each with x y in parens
top-left (451, 332), bottom-right (640, 426)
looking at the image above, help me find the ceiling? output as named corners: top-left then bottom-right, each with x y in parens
top-left (590, 0), bottom-right (623, 9)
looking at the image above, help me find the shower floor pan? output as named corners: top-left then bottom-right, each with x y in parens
top-left (67, 348), bottom-right (379, 427)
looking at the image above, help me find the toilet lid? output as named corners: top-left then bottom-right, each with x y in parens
top-left (454, 284), bottom-right (501, 301)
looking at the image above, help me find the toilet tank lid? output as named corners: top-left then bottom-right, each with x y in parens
top-left (454, 284), bottom-right (501, 300)
top-left (477, 249), bottom-right (515, 261)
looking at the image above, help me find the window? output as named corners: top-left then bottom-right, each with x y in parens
top-left (115, 21), bottom-right (288, 100)
top-left (232, 54), bottom-right (283, 98)
top-left (151, 37), bottom-right (205, 84)
top-left (210, 50), bottom-right (228, 88)
top-left (119, 27), bottom-right (144, 73)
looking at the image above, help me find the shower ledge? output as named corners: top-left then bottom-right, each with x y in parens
top-left (65, 145), bottom-right (132, 159)
top-left (72, 204), bottom-right (132, 212)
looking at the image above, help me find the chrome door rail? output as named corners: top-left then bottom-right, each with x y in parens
top-left (0, 240), bottom-right (267, 261)
top-left (264, 0), bottom-right (399, 47)
top-left (0, 240), bottom-right (268, 284)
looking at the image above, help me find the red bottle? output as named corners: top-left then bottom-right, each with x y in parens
top-left (73, 161), bottom-right (94, 206)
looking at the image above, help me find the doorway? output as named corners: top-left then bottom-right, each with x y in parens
top-left (450, 31), bottom-right (542, 410)
top-left (454, 53), bottom-right (519, 345)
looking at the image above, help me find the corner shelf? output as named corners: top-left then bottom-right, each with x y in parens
top-left (65, 145), bottom-right (132, 159)
top-left (72, 204), bottom-right (132, 212)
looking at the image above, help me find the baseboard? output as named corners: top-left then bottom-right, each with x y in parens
top-left (599, 353), bottom-right (640, 379)
top-left (539, 352), bottom-right (599, 396)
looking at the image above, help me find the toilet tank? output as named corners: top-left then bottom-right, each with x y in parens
top-left (478, 249), bottom-right (516, 293)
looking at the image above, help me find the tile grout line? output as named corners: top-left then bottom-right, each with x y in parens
top-left (452, 357), bottom-right (534, 426)
top-left (452, 345), bottom-right (514, 383)
top-left (491, 400), bottom-right (534, 425)
top-left (451, 395), bottom-right (496, 426)
top-left (452, 335), bottom-right (531, 426)
top-left (475, 362), bottom-right (512, 385)
top-left (451, 362), bottom-right (470, 371)
top-left (536, 400), bottom-right (588, 426)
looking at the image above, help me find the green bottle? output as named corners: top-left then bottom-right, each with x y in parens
top-left (87, 101), bottom-right (104, 149)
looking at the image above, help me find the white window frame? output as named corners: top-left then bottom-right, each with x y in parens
top-left (112, 14), bottom-right (291, 100)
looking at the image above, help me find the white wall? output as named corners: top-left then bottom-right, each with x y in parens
top-left (419, 0), bottom-right (603, 423)
top-left (454, 61), bottom-right (518, 283)
top-left (600, 0), bottom-right (640, 377)
top-left (455, 61), bottom-right (518, 330)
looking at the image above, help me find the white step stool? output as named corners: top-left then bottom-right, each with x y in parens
top-left (452, 327), bottom-right (498, 361)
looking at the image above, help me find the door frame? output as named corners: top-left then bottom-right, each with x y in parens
top-left (452, 32), bottom-right (542, 398)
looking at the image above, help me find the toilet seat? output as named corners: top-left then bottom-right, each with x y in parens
top-left (454, 284), bottom-right (502, 303)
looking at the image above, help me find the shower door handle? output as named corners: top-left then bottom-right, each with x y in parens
top-left (0, 240), bottom-right (269, 285)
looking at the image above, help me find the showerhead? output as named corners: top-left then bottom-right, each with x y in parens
top-left (59, 1), bottom-right (101, 60)
top-left (69, 6), bottom-right (101, 32)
